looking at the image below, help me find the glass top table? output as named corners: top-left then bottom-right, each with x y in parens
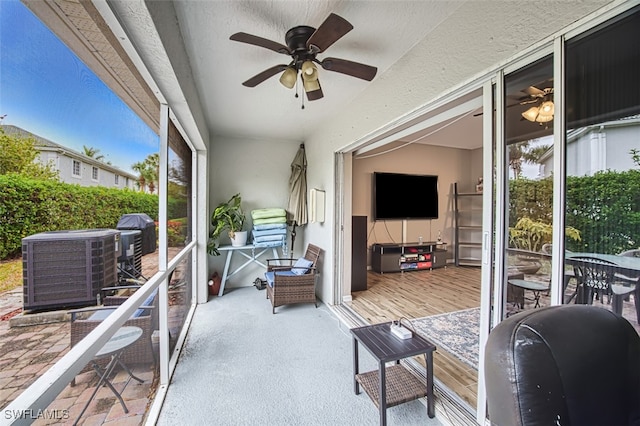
top-left (75, 326), bottom-right (145, 424)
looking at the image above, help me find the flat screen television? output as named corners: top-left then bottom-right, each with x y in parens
top-left (373, 172), bottom-right (439, 220)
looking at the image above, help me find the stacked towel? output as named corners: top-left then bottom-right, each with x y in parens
top-left (251, 208), bottom-right (287, 248)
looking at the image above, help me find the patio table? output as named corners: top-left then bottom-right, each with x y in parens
top-left (566, 253), bottom-right (640, 322)
top-left (75, 326), bottom-right (144, 424)
top-left (508, 279), bottom-right (549, 308)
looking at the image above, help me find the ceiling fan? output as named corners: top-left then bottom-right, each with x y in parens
top-left (229, 13), bottom-right (377, 104)
top-left (473, 84), bottom-right (554, 122)
top-left (515, 86), bottom-right (554, 123)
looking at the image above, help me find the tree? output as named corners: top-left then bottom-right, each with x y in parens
top-left (145, 153), bottom-right (159, 194)
top-left (131, 153), bottom-right (159, 193)
top-left (508, 141), bottom-right (529, 179)
top-left (0, 127), bottom-right (59, 180)
top-left (508, 140), bottom-right (552, 179)
top-left (82, 145), bottom-right (104, 161)
top-left (132, 161), bottom-right (150, 192)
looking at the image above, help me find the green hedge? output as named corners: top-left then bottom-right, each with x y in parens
top-left (0, 174), bottom-right (158, 259)
top-left (566, 170), bottom-right (640, 254)
top-left (508, 170), bottom-right (640, 254)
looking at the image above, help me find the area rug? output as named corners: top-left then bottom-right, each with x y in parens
top-left (411, 307), bottom-right (480, 369)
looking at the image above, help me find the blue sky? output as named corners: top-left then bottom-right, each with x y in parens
top-left (0, 0), bottom-right (158, 175)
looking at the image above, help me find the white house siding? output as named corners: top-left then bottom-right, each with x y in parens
top-left (543, 121), bottom-right (640, 178)
top-left (2, 125), bottom-right (137, 190)
top-left (34, 150), bottom-right (134, 189)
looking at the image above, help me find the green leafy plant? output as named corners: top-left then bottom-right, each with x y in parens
top-left (509, 217), bottom-right (581, 253)
top-left (207, 193), bottom-right (245, 256)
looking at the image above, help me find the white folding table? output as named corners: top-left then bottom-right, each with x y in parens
top-left (217, 244), bottom-right (282, 296)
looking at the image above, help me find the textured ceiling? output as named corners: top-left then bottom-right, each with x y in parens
top-left (172, 1), bottom-right (465, 143)
top-left (28, 0), bottom-right (613, 151)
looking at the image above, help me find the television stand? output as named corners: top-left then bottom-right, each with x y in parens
top-left (371, 242), bottom-right (447, 273)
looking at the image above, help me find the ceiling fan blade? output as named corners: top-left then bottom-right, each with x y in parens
top-left (473, 101), bottom-right (527, 116)
top-left (306, 87), bottom-right (324, 101)
top-left (306, 13), bottom-right (353, 53)
top-left (519, 98), bottom-right (539, 105)
top-left (319, 57), bottom-right (377, 81)
top-left (242, 65), bottom-right (288, 87)
top-left (522, 86), bottom-right (546, 97)
top-left (230, 32), bottom-right (291, 55)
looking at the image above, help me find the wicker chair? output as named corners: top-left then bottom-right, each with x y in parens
top-left (69, 287), bottom-right (158, 380)
top-left (265, 244), bottom-right (322, 314)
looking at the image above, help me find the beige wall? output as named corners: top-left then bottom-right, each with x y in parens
top-left (352, 143), bottom-right (481, 264)
top-left (208, 136), bottom-right (302, 289)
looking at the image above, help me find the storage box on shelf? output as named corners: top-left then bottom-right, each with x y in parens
top-left (371, 242), bottom-right (447, 273)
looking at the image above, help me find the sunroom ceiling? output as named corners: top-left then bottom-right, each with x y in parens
top-left (25, 0), bottom-right (613, 150)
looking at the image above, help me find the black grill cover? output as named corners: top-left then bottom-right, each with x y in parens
top-left (117, 213), bottom-right (157, 255)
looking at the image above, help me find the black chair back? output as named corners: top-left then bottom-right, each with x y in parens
top-left (485, 305), bottom-right (640, 426)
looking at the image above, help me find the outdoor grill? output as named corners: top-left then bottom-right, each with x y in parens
top-left (116, 213), bottom-right (156, 256)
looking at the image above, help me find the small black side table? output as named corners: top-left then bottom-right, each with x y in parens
top-left (351, 322), bottom-right (436, 425)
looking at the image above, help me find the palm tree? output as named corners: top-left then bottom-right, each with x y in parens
top-left (508, 140), bottom-right (552, 179)
top-left (82, 145), bottom-right (104, 161)
top-left (132, 153), bottom-right (160, 193)
top-left (508, 141), bottom-right (529, 179)
top-left (145, 153), bottom-right (159, 194)
top-left (131, 161), bottom-right (148, 192)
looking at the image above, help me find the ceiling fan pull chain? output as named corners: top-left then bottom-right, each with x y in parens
top-left (294, 77), bottom-right (304, 109)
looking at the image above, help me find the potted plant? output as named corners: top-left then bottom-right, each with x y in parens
top-left (207, 193), bottom-right (246, 255)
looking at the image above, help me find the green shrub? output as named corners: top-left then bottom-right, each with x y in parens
top-left (508, 170), bottom-right (640, 255)
top-left (0, 174), bottom-right (158, 259)
top-left (566, 169), bottom-right (640, 254)
top-left (167, 218), bottom-right (188, 247)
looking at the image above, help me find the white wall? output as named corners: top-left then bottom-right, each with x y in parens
top-left (205, 1), bottom-right (611, 303)
top-left (352, 143), bottom-right (476, 258)
top-left (207, 136), bottom-right (305, 289)
top-left (299, 3), bottom-right (606, 305)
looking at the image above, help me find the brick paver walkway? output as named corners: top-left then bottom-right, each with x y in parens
top-left (0, 293), bottom-right (155, 426)
top-left (0, 248), bottom-right (184, 425)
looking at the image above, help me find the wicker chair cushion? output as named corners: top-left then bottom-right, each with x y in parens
top-left (292, 258), bottom-right (313, 275)
top-left (88, 289), bottom-right (157, 320)
top-left (264, 270), bottom-right (297, 287)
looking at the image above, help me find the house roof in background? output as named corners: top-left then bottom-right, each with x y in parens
top-left (1, 124), bottom-right (138, 179)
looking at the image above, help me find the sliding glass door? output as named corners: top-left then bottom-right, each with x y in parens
top-left (563, 8), bottom-right (640, 330)
top-left (496, 55), bottom-right (555, 318)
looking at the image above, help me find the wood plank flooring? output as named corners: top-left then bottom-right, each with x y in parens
top-left (346, 266), bottom-right (481, 410)
top-left (345, 264), bottom-right (640, 414)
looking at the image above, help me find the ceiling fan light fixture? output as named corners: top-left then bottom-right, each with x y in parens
top-left (536, 112), bottom-right (554, 123)
top-left (303, 77), bottom-right (321, 93)
top-left (522, 106), bottom-right (540, 122)
top-left (279, 67), bottom-right (297, 89)
top-left (522, 99), bottom-right (555, 123)
top-left (231, 13), bottom-right (377, 104)
top-left (539, 100), bottom-right (554, 116)
top-left (301, 60), bottom-right (318, 81)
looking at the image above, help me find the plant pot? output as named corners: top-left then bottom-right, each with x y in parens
top-left (230, 231), bottom-right (248, 247)
top-left (515, 262), bottom-right (541, 275)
